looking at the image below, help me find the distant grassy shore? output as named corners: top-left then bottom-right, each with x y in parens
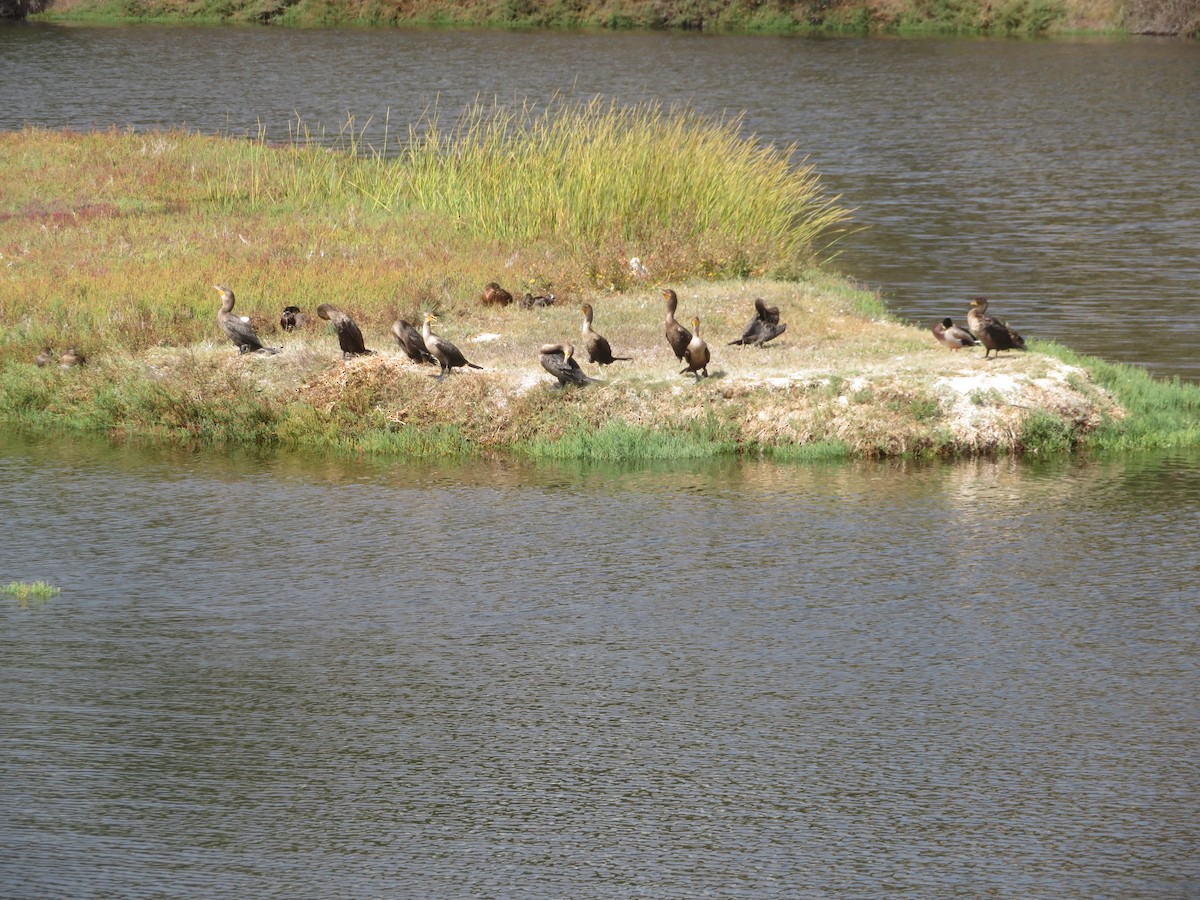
top-left (14, 0), bottom-right (1200, 37)
top-left (2, 109), bottom-right (1198, 461)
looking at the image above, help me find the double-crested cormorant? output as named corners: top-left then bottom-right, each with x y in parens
top-left (316, 303), bottom-right (371, 358)
top-left (35, 347), bottom-right (55, 367)
top-left (280, 305), bottom-right (304, 332)
top-left (539, 342), bottom-right (598, 388)
top-left (967, 297), bottom-right (1026, 359)
top-left (391, 318), bottom-right (436, 365)
top-left (682, 317), bottom-right (710, 379)
top-left (729, 297), bottom-right (787, 347)
top-left (581, 303), bottom-right (631, 366)
top-left (932, 317), bottom-right (980, 351)
top-left (662, 288), bottom-right (693, 362)
top-left (214, 284), bottom-right (277, 355)
top-left (481, 282), bottom-right (513, 307)
top-left (422, 313), bottom-right (483, 379)
top-left (59, 347), bottom-right (85, 368)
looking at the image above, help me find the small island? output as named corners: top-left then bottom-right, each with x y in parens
top-left (1, 102), bottom-right (1197, 461)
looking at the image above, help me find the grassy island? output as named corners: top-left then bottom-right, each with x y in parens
top-left (2, 101), bottom-right (1198, 462)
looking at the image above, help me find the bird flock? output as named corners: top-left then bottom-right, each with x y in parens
top-left (35, 283), bottom-right (1029, 385)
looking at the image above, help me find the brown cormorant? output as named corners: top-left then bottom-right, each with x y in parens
top-left (316, 304), bottom-right (371, 358)
top-left (967, 297), bottom-right (1026, 359)
top-left (682, 317), bottom-right (710, 379)
top-left (729, 297), bottom-right (787, 347)
top-left (59, 347), bottom-right (85, 368)
top-left (422, 313), bottom-right (483, 379)
top-left (214, 285), bottom-right (277, 355)
top-left (35, 347), bottom-right (55, 367)
top-left (539, 342), bottom-right (599, 389)
top-left (662, 288), bottom-right (692, 362)
top-left (391, 318), bottom-right (436, 365)
top-left (932, 317), bottom-right (980, 351)
top-left (280, 305), bottom-right (304, 332)
top-left (481, 282), bottom-right (514, 307)
top-left (581, 303), bottom-right (631, 366)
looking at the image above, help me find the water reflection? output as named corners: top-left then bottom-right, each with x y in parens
top-left (2, 433), bottom-right (1197, 895)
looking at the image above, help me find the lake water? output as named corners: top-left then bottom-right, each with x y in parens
top-left (1, 24), bottom-right (1198, 380)
top-left (2, 24), bottom-right (1198, 897)
top-left (1, 433), bottom-right (1198, 896)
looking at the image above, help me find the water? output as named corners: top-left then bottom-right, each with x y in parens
top-left (1, 24), bottom-right (1198, 380)
top-left (1, 433), bottom-right (1198, 896)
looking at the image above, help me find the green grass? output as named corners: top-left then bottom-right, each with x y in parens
top-left (1038, 341), bottom-right (1200, 451)
top-left (4, 580), bottom-right (61, 603)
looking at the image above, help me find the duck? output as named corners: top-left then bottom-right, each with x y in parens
top-left (316, 303), bottom-right (371, 358)
top-left (539, 342), bottom-right (598, 389)
top-left (932, 317), bottom-right (979, 351)
top-left (422, 313), bottom-right (483, 379)
top-left (682, 317), bottom-right (710, 379)
top-left (280, 305), bottom-right (304, 332)
top-left (967, 297), bottom-right (1026, 359)
top-left (581, 303), bottom-right (631, 366)
top-left (59, 347), bottom-right (86, 368)
top-left (213, 285), bottom-right (277, 355)
top-left (391, 318), bottom-right (436, 365)
top-left (480, 282), bottom-right (513, 307)
top-left (729, 297), bottom-right (787, 347)
top-left (519, 292), bottom-right (555, 309)
top-left (662, 288), bottom-right (693, 362)
top-left (35, 347), bottom-right (55, 367)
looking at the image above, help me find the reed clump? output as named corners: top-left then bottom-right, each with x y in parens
top-left (4, 580), bottom-right (61, 604)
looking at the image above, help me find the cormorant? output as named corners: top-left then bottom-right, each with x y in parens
top-left (214, 285), bottom-right (277, 355)
top-left (422, 313), bottom-right (483, 379)
top-left (480, 282), bottom-right (513, 307)
top-left (581, 303), bottom-right (631, 366)
top-left (539, 342), bottom-right (598, 389)
top-left (280, 305), bottom-right (304, 332)
top-left (391, 318), bottom-right (436, 365)
top-left (316, 303), bottom-right (371, 358)
top-left (59, 347), bottom-right (85, 368)
top-left (932, 317), bottom-right (979, 351)
top-left (682, 317), bottom-right (710, 379)
top-left (662, 288), bottom-right (692, 362)
top-left (35, 347), bottom-right (55, 367)
top-left (729, 297), bottom-right (787, 347)
top-left (967, 297), bottom-right (1026, 359)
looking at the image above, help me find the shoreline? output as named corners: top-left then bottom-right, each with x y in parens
top-left (17, 0), bottom-right (1200, 39)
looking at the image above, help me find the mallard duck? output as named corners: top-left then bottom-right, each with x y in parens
top-left (391, 318), bottom-right (436, 365)
top-left (932, 317), bottom-right (979, 351)
top-left (967, 297), bottom-right (1026, 359)
top-left (35, 347), bottom-right (55, 367)
top-left (422, 313), bottom-right (483, 379)
top-left (729, 297), bottom-right (787, 347)
top-left (662, 288), bottom-right (693, 362)
top-left (682, 317), bottom-right (710, 379)
top-left (59, 347), bottom-right (85, 368)
top-left (316, 303), bottom-right (371, 358)
top-left (581, 303), bottom-right (631, 365)
top-left (480, 282), bottom-right (513, 307)
top-left (213, 285), bottom-right (276, 355)
top-left (539, 342), bottom-right (598, 389)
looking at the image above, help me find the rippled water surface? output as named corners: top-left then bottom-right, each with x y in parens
top-left (1, 24), bottom-right (1199, 380)
top-left (1, 434), bottom-right (1197, 896)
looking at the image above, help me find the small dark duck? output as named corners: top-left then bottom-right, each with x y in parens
top-left (967, 297), bottom-right (1026, 359)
